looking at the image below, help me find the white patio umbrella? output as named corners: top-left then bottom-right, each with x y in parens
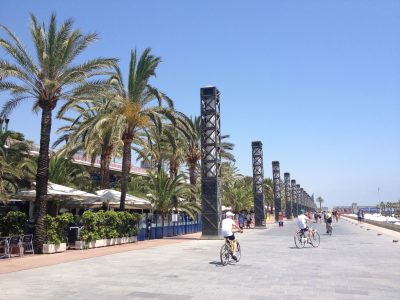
top-left (95, 189), bottom-right (152, 210)
top-left (11, 182), bottom-right (99, 204)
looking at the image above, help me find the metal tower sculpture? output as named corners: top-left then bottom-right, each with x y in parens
top-left (272, 161), bottom-right (281, 222)
top-left (252, 141), bottom-right (266, 227)
top-left (200, 86), bottom-right (221, 238)
top-left (284, 173), bottom-right (291, 219)
top-left (291, 179), bottom-right (297, 217)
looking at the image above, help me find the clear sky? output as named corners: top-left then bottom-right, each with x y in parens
top-left (1, 0), bottom-right (399, 208)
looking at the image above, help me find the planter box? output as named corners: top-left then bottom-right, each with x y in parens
top-left (43, 243), bottom-right (66, 254)
top-left (75, 236), bottom-right (137, 249)
top-left (106, 238), bottom-right (118, 246)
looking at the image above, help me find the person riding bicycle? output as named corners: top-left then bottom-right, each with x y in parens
top-left (221, 211), bottom-right (242, 261)
top-left (325, 210), bottom-right (333, 233)
top-left (296, 208), bottom-right (314, 241)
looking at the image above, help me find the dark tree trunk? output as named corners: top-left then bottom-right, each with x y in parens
top-left (120, 134), bottom-right (132, 210)
top-left (189, 163), bottom-right (196, 186)
top-left (169, 159), bottom-right (178, 179)
top-left (100, 145), bottom-right (113, 189)
top-left (34, 107), bottom-right (52, 253)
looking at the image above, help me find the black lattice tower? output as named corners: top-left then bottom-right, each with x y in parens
top-left (296, 184), bottom-right (301, 214)
top-left (291, 179), bottom-right (296, 217)
top-left (252, 141), bottom-right (266, 227)
top-left (300, 188), bottom-right (304, 211)
top-left (200, 87), bottom-right (221, 238)
top-left (272, 161), bottom-right (281, 222)
top-left (284, 173), bottom-right (291, 219)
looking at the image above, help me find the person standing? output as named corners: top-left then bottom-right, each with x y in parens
top-left (238, 211), bottom-right (245, 229)
top-left (357, 210), bottom-right (362, 224)
top-left (146, 218), bottom-right (152, 240)
top-left (246, 212), bottom-right (252, 229)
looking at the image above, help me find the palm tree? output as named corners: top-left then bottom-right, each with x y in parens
top-left (55, 98), bottom-right (122, 189)
top-left (222, 178), bottom-right (253, 212)
top-left (316, 196), bottom-right (324, 212)
top-left (0, 14), bottom-right (116, 252)
top-left (176, 113), bottom-right (236, 187)
top-left (0, 151), bottom-right (22, 204)
top-left (146, 170), bottom-right (199, 236)
top-left (263, 178), bottom-right (274, 212)
top-left (163, 124), bottom-right (185, 179)
top-left (0, 131), bottom-right (36, 191)
top-left (134, 114), bottom-right (166, 173)
top-left (175, 114), bottom-right (201, 186)
top-left (48, 155), bottom-right (90, 189)
top-left (106, 49), bottom-right (173, 210)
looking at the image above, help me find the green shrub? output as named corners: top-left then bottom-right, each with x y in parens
top-left (118, 211), bottom-right (141, 237)
top-left (79, 211), bottom-right (101, 243)
top-left (104, 211), bottom-right (120, 239)
top-left (43, 213), bottom-right (73, 245)
top-left (0, 211), bottom-right (27, 236)
top-left (79, 210), bottom-right (140, 242)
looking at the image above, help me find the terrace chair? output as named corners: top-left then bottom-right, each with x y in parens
top-left (22, 234), bottom-right (34, 255)
top-left (8, 236), bottom-right (22, 257)
top-left (0, 237), bottom-right (10, 258)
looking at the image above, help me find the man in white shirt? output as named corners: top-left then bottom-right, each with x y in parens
top-left (221, 211), bottom-right (242, 261)
top-left (296, 209), bottom-right (313, 241)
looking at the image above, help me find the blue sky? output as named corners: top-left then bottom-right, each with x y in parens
top-left (1, 0), bottom-right (399, 207)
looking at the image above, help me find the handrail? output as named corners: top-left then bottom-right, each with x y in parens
top-left (28, 144), bottom-right (148, 176)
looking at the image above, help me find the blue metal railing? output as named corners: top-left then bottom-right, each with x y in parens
top-left (137, 222), bottom-right (202, 241)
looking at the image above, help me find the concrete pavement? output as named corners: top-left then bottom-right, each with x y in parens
top-left (0, 218), bottom-right (399, 299)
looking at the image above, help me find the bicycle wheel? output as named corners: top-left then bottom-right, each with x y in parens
top-left (294, 231), bottom-right (305, 248)
top-left (235, 242), bottom-right (241, 262)
top-left (220, 244), bottom-right (230, 266)
top-left (310, 230), bottom-right (320, 247)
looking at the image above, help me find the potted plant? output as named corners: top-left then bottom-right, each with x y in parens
top-left (43, 213), bottom-right (73, 254)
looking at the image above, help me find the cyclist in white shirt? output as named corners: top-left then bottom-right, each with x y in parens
top-left (221, 211), bottom-right (242, 261)
top-left (296, 209), bottom-right (313, 241)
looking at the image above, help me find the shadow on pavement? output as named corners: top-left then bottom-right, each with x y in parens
top-left (209, 261), bottom-right (224, 267)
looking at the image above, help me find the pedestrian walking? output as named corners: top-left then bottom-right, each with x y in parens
top-left (357, 210), bottom-right (362, 224)
top-left (278, 211), bottom-right (284, 227)
top-left (146, 218), bottom-right (152, 240)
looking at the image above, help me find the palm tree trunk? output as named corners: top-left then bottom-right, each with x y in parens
top-left (189, 164), bottom-right (196, 186)
top-left (169, 159), bottom-right (178, 179)
top-left (100, 145), bottom-right (113, 189)
top-left (120, 134), bottom-right (132, 210)
top-left (34, 107), bottom-right (52, 253)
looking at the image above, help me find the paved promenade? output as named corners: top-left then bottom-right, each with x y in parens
top-left (0, 218), bottom-right (399, 299)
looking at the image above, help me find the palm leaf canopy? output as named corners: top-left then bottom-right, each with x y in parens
top-left (0, 13), bottom-right (117, 116)
top-left (107, 48), bottom-right (173, 137)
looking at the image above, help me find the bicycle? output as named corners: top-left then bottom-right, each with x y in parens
top-left (220, 231), bottom-right (242, 266)
top-left (294, 226), bottom-right (320, 248)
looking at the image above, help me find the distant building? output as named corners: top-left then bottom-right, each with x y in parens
top-left (333, 205), bottom-right (377, 214)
